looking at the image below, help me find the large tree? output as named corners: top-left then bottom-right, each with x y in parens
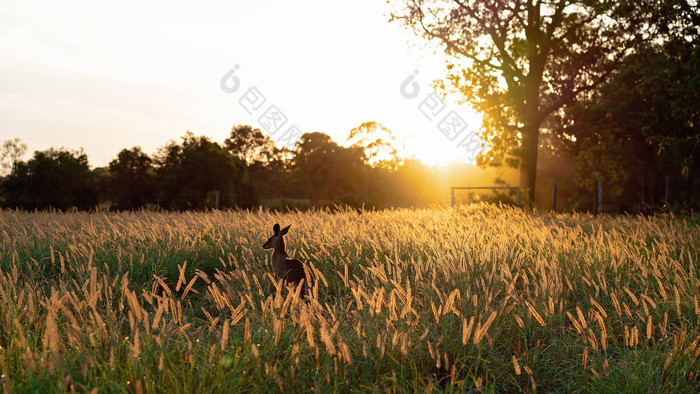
top-left (347, 121), bottom-right (402, 170)
top-left (224, 125), bottom-right (290, 199)
top-left (292, 132), bottom-right (367, 204)
top-left (390, 0), bottom-right (698, 202)
top-left (108, 147), bottom-right (156, 210)
top-left (224, 125), bottom-right (279, 166)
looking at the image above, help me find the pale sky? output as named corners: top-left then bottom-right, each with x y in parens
top-left (0, 0), bottom-right (483, 167)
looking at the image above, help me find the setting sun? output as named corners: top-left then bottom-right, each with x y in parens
top-left (399, 105), bottom-right (485, 166)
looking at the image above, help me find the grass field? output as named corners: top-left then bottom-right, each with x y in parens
top-left (0, 204), bottom-right (698, 392)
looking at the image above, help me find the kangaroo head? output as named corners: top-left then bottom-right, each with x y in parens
top-left (262, 223), bottom-right (291, 250)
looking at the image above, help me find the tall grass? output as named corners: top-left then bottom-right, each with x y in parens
top-left (0, 205), bottom-right (698, 392)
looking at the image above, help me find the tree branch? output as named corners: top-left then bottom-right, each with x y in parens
top-left (537, 49), bottom-right (626, 121)
top-left (413, 1), bottom-right (508, 73)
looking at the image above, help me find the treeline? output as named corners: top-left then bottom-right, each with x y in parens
top-left (1, 124), bottom-right (503, 211)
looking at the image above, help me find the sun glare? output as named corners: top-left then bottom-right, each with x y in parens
top-left (403, 108), bottom-right (485, 167)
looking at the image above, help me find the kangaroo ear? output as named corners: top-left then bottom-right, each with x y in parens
top-left (273, 223), bottom-right (280, 234)
top-left (280, 224), bottom-right (291, 235)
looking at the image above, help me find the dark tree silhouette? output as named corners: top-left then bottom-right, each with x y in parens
top-left (292, 132), bottom-right (366, 204)
top-left (155, 132), bottom-right (258, 209)
top-left (224, 125), bottom-right (278, 165)
top-left (109, 147), bottom-right (156, 210)
top-left (224, 125), bottom-right (290, 200)
top-left (3, 148), bottom-right (98, 210)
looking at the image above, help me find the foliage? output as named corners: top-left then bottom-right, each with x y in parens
top-left (566, 38), bottom-right (700, 210)
top-left (108, 147), bottom-right (156, 210)
top-left (224, 125), bottom-right (278, 166)
top-left (2, 148), bottom-right (98, 210)
top-left (154, 132), bottom-right (257, 210)
top-left (224, 125), bottom-right (292, 201)
top-left (292, 132), bottom-right (367, 204)
top-left (0, 205), bottom-right (698, 391)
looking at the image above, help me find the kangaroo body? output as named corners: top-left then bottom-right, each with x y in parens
top-left (263, 224), bottom-right (310, 297)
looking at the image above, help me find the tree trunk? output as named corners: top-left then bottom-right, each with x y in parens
top-left (519, 125), bottom-right (539, 205)
top-left (519, 58), bottom-right (543, 206)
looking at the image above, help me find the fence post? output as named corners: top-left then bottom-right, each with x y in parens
top-left (597, 181), bottom-right (603, 215)
top-left (551, 184), bottom-right (557, 212)
top-left (215, 190), bottom-right (221, 210)
top-left (665, 175), bottom-right (669, 206)
top-left (451, 188), bottom-right (455, 207)
top-left (515, 189), bottom-right (521, 207)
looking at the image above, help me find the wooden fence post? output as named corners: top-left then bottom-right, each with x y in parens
top-left (551, 184), bottom-right (557, 212)
top-left (597, 181), bottom-right (603, 215)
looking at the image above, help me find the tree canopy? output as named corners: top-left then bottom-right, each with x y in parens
top-left (224, 125), bottom-right (278, 166)
top-left (109, 147), bottom-right (156, 210)
top-left (3, 148), bottom-right (98, 210)
top-left (155, 132), bottom-right (256, 210)
top-left (292, 132), bottom-right (367, 204)
top-left (348, 121), bottom-right (402, 170)
top-left (566, 37), bottom-right (700, 210)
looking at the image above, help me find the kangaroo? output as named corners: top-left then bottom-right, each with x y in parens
top-left (262, 223), bottom-right (310, 297)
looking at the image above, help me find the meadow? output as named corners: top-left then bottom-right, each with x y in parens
top-left (0, 204), bottom-right (698, 392)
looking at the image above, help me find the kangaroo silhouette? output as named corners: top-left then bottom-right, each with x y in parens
top-left (262, 223), bottom-right (310, 297)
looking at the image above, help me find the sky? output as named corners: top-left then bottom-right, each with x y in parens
top-left (0, 0), bottom-right (483, 167)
